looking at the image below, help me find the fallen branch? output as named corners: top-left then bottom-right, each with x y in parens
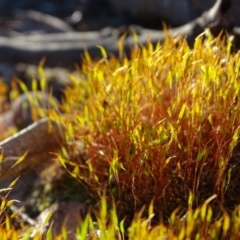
top-left (0, 0), bottom-right (234, 68)
top-left (0, 118), bottom-right (64, 181)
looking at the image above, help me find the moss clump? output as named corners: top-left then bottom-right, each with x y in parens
top-left (2, 30), bottom-right (240, 238)
top-left (60, 31), bottom-right (240, 236)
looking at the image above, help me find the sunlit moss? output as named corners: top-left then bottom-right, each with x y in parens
top-left (2, 31), bottom-right (240, 238)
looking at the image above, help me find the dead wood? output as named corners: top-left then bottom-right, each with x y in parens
top-left (14, 10), bottom-right (74, 33)
top-left (0, 0), bottom-right (235, 68)
top-left (0, 118), bottom-right (65, 181)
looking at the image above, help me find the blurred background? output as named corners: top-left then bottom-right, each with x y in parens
top-left (0, 0), bottom-right (239, 34)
